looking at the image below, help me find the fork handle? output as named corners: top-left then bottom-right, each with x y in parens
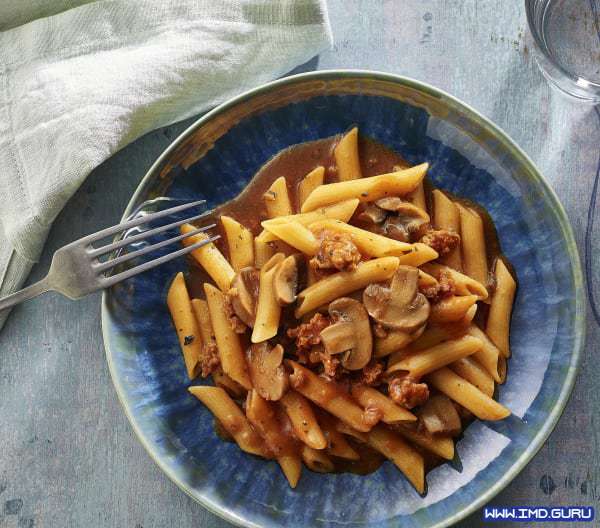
top-left (0, 277), bottom-right (51, 312)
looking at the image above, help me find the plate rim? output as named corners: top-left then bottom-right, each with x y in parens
top-left (101, 69), bottom-right (586, 528)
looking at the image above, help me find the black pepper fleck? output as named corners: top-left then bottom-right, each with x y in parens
top-left (184, 335), bottom-right (195, 346)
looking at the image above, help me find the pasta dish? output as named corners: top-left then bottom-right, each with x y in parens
top-left (166, 128), bottom-right (516, 493)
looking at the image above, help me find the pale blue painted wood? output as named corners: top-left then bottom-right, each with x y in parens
top-left (1, 1), bottom-right (598, 526)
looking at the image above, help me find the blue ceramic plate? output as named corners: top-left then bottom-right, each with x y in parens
top-left (101, 71), bottom-right (585, 528)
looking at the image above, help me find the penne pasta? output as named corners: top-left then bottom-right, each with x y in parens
top-left (387, 335), bottom-right (482, 378)
top-left (308, 219), bottom-right (413, 256)
top-left (457, 204), bottom-right (488, 288)
top-left (252, 253), bottom-right (285, 343)
top-left (396, 243), bottom-right (439, 267)
top-left (335, 420), bottom-right (368, 443)
top-left (429, 295), bottom-right (478, 323)
top-left (394, 423), bottom-right (455, 460)
top-left (220, 215), bottom-right (254, 271)
top-left (301, 163), bottom-right (429, 212)
top-left (367, 425), bottom-right (425, 493)
top-left (263, 176), bottom-right (293, 218)
top-left (432, 189), bottom-right (462, 270)
top-left (287, 360), bottom-right (372, 432)
top-left (318, 413), bottom-right (360, 460)
top-left (189, 386), bottom-right (266, 457)
top-left (351, 385), bottom-right (417, 423)
top-left (421, 262), bottom-right (488, 300)
top-left (450, 356), bottom-right (495, 397)
top-left (181, 223), bottom-right (235, 292)
top-left (246, 390), bottom-right (302, 487)
top-left (280, 391), bottom-right (327, 450)
top-left (334, 127), bottom-right (362, 181)
top-left (262, 221), bottom-right (319, 255)
top-left (212, 369), bottom-right (246, 399)
top-left (408, 181), bottom-right (427, 211)
top-left (254, 238), bottom-right (275, 268)
top-left (486, 259), bottom-right (516, 357)
top-left (204, 283), bottom-right (252, 389)
top-left (298, 166), bottom-right (325, 207)
top-left (167, 272), bottom-right (202, 379)
top-left (375, 329), bottom-right (414, 358)
top-left (427, 368), bottom-right (510, 420)
top-left (191, 298), bottom-right (215, 347)
top-left (467, 325), bottom-right (502, 382)
top-left (301, 445), bottom-right (334, 473)
top-left (295, 257), bottom-right (399, 317)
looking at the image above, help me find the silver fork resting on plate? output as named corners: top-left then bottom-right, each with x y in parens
top-left (0, 201), bottom-right (217, 312)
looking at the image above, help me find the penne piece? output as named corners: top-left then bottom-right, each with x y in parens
top-left (429, 295), bottom-right (478, 323)
top-left (301, 445), bottom-right (334, 473)
top-left (432, 189), bottom-right (462, 270)
top-left (251, 253), bottom-right (285, 343)
top-left (351, 385), bottom-right (417, 423)
top-left (287, 360), bottom-right (372, 432)
top-left (393, 423), bottom-right (455, 460)
top-left (486, 259), bottom-right (516, 357)
top-left (221, 215), bottom-right (254, 271)
top-left (367, 425), bottom-right (425, 493)
top-left (298, 166), bottom-right (325, 207)
top-left (450, 356), bottom-right (495, 397)
top-left (167, 272), bottom-right (202, 379)
top-left (281, 391), bottom-right (327, 450)
top-left (301, 163), bottom-right (429, 212)
top-left (181, 223), bottom-right (235, 292)
top-left (262, 221), bottom-right (319, 255)
top-left (263, 176), bottom-right (293, 218)
top-left (387, 335), bottom-right (482, 378)
top-left (189, 386), bottom-right (267, 457)
top-left (204, 283), bottom-right (252, 389)
top-left (457, 204), bottom-right (488, 288)
top-left (295, 257), bottom-right (399, 317)
top-left (427, 368), bottom-right (510, 421)
top-left (334, 127), bottom-right (362, 181)
top-left (467, 325), bottom-right (502, 382)
top-left (421, 262), bottom-right (488, 300)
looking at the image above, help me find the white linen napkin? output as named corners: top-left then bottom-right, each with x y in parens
top-left (0, 0), bottom-right (332, 329)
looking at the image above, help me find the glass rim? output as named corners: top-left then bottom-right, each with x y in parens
top-left (524, 0), bottom-right (600, 91)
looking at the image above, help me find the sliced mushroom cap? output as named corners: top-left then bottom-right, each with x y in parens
top-left (229, 267), bottom-right (259, 327)
top-left (363, 266), bottom-right (430, 332)
top-left (327, 297), bottom-right (372, 370)
top-left (381, 201), bottom-right (430, 242)
top-left (273, 254), bottom-right (300, 306)
top-left (375, 196), bottom-right (405, 211)
top-left (357, 203), bottom-right (387, 224)
top-left (320, 322), bottom-right (357, 355)
top-left (245, 343), bottom-right (289, 401)
top-left (418, 394), bottom-right (462, 436)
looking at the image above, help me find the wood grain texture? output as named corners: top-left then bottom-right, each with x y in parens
top-left (1, 1), bottom-right (598, 526)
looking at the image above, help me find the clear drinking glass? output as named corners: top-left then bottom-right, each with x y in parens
top-left (525, 0), bottom-right (600, 103)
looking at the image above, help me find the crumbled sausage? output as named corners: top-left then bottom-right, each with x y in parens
top-left (320, 352), bottom-right (342, 379)
top-left (420, 229), bottom-right (460, 256)
top-left (388, 374), bottom-right (429, 409)
top-left (310, 230), bottom-right (362, 271)
top-left (287, 313), bottom-right (331, 353)
top-left (420, 270), bottom-right (456, 302)
top-left (359, 360), bottom-right (385, 386)
top-left (200, 342), bottom-right (220, 378)
top-left (362, 405), bottom-right (383, 427)
top-left (223, 294), bottom-right (247, 333)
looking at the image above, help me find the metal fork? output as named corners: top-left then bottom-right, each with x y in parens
top-left (0, 201), bottom-right (217, 311)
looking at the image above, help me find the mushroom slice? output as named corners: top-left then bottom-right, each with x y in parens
top-left (363, 266), bottom-right (430, 332)
top-left (245, 343), bottom-right (289, 401)
top-left (327, 298), bottom-right (372, 370)
top-left (357, 203), bottom-right (387, 224)
top-left (381, 201), bottom-right (430, 242)
top-left (418, 394), bottom-right (462, 436)
top-left (320, 322), bottom-right (357, 355)
top-left (375, 196), bottom-right (405, 211)
top-left (229, 267), bottom-right (259, 327)
top-left (273, 254), bottom-right (300, 306)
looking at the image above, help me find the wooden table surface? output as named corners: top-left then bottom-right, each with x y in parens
top-left (1, 1), bottom-right (599, 527)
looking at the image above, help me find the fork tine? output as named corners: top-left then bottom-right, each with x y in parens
top-left (101, 235), bottom-right (220, 288)
top-left (89, 210), bottom-right (213, 258)
top-left (78, 200), bottom-right (206, 246)
top-left (95, 224), bottom-right (216, 273)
